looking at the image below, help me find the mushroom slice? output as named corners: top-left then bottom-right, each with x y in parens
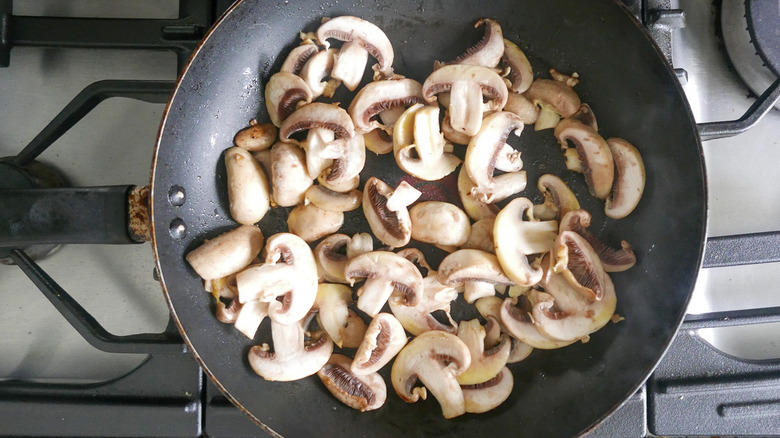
top-left (458, 166), bottom-right (498, 221)
top-left (438, 249), bottom-right (514, 303)
top-left (499, 295), bottom-right (576, 349)
top-left (233, 299), bottom-right (269, 339)
top-left (280, 42), bottom-right (318, 75)
top-left (410, 201), bottom-right (471, 248)
top-left (441, 114), bottom-right (473, 145)
top-left (299, 48), bottom-right (340, 99)
top-left (348, 78), bottom-right (424, 133)
top-left (523, 78), bottom-right (581, 119)
top-left (320, 132), bottom-right (366, 186)
top-left (318, 354), bottom-right (387, 412)
top-left (362, 177), bottom-right (421, 248)
top-left (502, 38), bottom-right (534, 93)
top-left (270, 142), bottom-right (313, 207)
top-left (234, 120), bottom-right (278, 152)
top-left (423, 64), bottom-right (508, 136)
top-left (462, 366), bottom-right (514, 414)
top-left (391, 331), bottom-right (472, 419)
top-left (314, 283), bottom-right (352, 347)
top-left (248, 317), bottom-right (333, 381)
top-left (555, 118), bottom-right (614, 200)
top-left (560, 209), bottom-right (637, 272)
top-left (316, 16), bottom-right (395, 89)
top-left (225, 147), bottom-right (271, 225)
top-left (314, 234), bottom-right (351, 283)
top-left (186, 225), bottom-right (264, 280)
top-left (342, 309), bottom-right (369, 349)
top-left (344, 251), bottom-right (423, 317)
top-left (265, 72), bottom-right (314, 127)
top-left (363, 128), bottom-right (395, 155)
top-left (215, 298), bottom-right (241, 324)
top-left (279, 102), bottom-right (356, 178)
top-left (494, 143), bottom-right (523, 172)
top-left (352, 313), bottom-right (408, 375)
top-left (504, 92), bottom-right (539, 125)
top-left (494, 197), bottom-right (558, 287)
top-left (572, 103), bottom-right (598, 131)
top-left (435, 19), bottom-right (504, 69)
top-left (393, 104), bottom-right (462, 181)
top-left (318, 172), bottom-right (360, 193)
top-left (605, 137), bottom-right (645, 219)
top-left (531, 174), bottom-right (580, 221)
top-left (305, 185), bottom-right (362, 212)
top-left (347, 232), bottom-right (374, 259)
top-left (550, 231), bottom-right (610, 302)
top-left (235, 233), bottom-right (318, 325)
top-left (464, 111), bottom-right (526, 203)
top-left (287, 203), bottom-right (344, 243)
top-left (483, 315), bottom-right (533, 363)
top-left (462, 218), bottom-right (495, 253)
top-left (456, 319), bottom-right (511, 385)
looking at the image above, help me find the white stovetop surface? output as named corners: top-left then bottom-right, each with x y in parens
top-left (0, 0), bottom-right (778, 382)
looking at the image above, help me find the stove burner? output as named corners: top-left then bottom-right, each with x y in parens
top-left (746, 0), bottom-right (780, 77)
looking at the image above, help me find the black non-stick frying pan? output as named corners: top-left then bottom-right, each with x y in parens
top-left (151, 0), bottom-right (706, 436)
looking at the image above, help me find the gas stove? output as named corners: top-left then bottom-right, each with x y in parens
top-left (1, 1), bottom-right (779, 436)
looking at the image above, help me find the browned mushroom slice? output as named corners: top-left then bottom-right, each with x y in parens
top-left (572, 103), bottom-right (598, 131)
top-left (270, 142), bottom-right (312, 207)
top-left (524, 79), bottom-right (581, 118)
top-left (318, 354), bottom-right (387, 412)
top-left (438, 249), bottom-right (514, 303)
top-left (504, 92), bottom-right (540, 124)
top-left (234, 120), bottom-right (278, 151)
top-left (280, 42), bottom-right (319, 75)
top-left (461, 366), bottom-right (514, 414)
top-left (344, 251), bottom-right (423, 317)
top-left (348, 78), bottom-right (425, 133)
top-left (554, 118), bottom-right (614, 200)
top-left (483, 314), bottom-right (533, 363)
top-left (265, 72), bottom-right (314, 127)
top-left (531, 173), bottom-right (580, 221)
top-left (559, 209), bottom-right (636, 272)
top-left (605, 137), bottom-right (645, 219)
top-left (435, 19), bottom-right (504, 69)
top-left (502, 38), bottom-right (534, 93)
top-left (351, 313), bottom-right (408, 375)
top-left (248, 316), bottom-right (333, 381)
top-left (362, 177), bottom-right (421, 248)
top-left (423, 64), bottom-right (508, 136)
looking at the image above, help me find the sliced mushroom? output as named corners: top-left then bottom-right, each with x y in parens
top-left (438, 249), bottom-right (514, 303)
top-left (499, 295), bottom-right (576, 349)
top-left (423, 64), bottom-right (508, 136)
top-left (265, 72), bottom-right (314, 127)
top-left (305, 185), bottom-right (361, 212)
top-left (441, 114), bottom-right (473, 145)
top-left (348, 78), bottom-right (425, 133)
top-left (364, 128), bottom-right (395, 155)
top-left (316, 16), bottom-right (395, 90)
top-left (483, 314), bottom-right (533, 363)
top-left (186, 225), bottom-right (264, 280)
top-left (572, 103), bottom-right (598, 131)
top-left (458, 166), bottom-right (499, 221)
top-left (320, 132), bottom-right (366, 186)
top-left (549, 68), bottom-right (580, 87)
top-left (280, 42), bottom-right (318, 75)
top-left (342, 309), bottom-right (369, 349)
top-left (248, 317), bottom-right (333, 381)
top-left (465, 111), bottom-right (527, 203)
top-left (435, 19), bottom-right (504, 69)
top-left (224, 147), bottom-right (271, 225)
top-left (461, 218), bottom-right (494, 253)
top-left (318, 353), bottom-right (387, 412)
top-left (270, 142), bottom-right (312, 207)
top-left (504, 92), bottom-right (539, 124)
top-left (351, 313), bottom-right (408, 375)
top-left (300, 48), bottom-right (340, 99)
top-left (318, 172), bottom-right (360, 193)
top-left (344, 251), bottom-right (423, 317)
top-left (233, 299), bottom-right (269, 339)
top-left (410, 201), bottom-right (471, 248)
top-left (559, 209), bottom-right (637, 272)
top-left (314, 283), bottom-right (352, 347)
top-left (554, 118), bottom-right (614, 200)
top-left (523, 78), bottom-right (581, 119)
top-left (605, 137), bottom-right (645, 219)
top-left (462, 366), bottom-right (514, 414)
top-left (314, 234), bottom-right (351, 283)
top-left (215, 298), bottom-right (241, 324)
top-left (362, 177), bottom-right (421, 248)
top-left (287, 203), bottom-right (344, 243)
top-left (235, 233), bottom-right (318, 324)
top-left (531, 173), bottom-right (580, 221)
top-left (456, 319), bottom-right (511, 385)
top-left (234, 120), bottom-right (278, 151)
top-left (502, 38), bottom-right (534, 93)
top-left (393, 104), bottom-right (462, 181)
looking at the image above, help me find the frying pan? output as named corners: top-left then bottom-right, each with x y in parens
top-left (151, 0), bottom-right (706, 436)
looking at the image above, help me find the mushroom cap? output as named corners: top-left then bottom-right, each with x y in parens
top-left (265, 72), bottom-right (314, 127)
top-left (224, 146), bottom-right (271, 225)
top-left (554, 118), bottom-right (614, 200)
top-left (234, 120), bottom-right (278, 152)
top-left (410, 201), bottom-right (472, 247)
top-left (248, 318), bottom-right (333, 381)
top-left (348, 78), bottom-right (424, 132)
top-left (318, 353), bottom-right (387, 412)
top-left (316, 16), bottom-right (395, 76)
top-left (270, 142), bottom-right (313, 207)
top-left (186, 225), bottom-right (264, 280)
top-left (314, 234), bottom-right (351, 283)
top-left (287, 203), bottom-right (344, 243)
top-left (344, 250), bottom-right (424, 317)
top-left (362, 177), bottom-right (421, 248)
top-left (351, 312), bottom-right (408, 375)
top-left (605, 137), bottom-right (645, 219)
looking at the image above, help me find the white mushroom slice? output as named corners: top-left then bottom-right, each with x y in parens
top-left (494, 143), bottom-right (523, 172)
top-left (502, 39), bottom-right (533, 93)
top-left (215, 299), bottom-right (241, 324)
top-left (523, 78), bottom-right (581, 119)
top-left (318, 173), bottom-right (360, 193)
top-left (554, 118), bottom-right (615, 200)
top-left (235, 233), bottom-right (318, 325)
top-left (462, 366), bottom-right (514, 414)
top-left (531, 173), bottom-right (580, 221)
top-left (483, 315), bottom-right (533, 363)
top-left (410, 201), bottom-right (471, 248)
top-left (435, 19), bottom-right (504, 69)
top-left (287, 203), bottom-right (344, 243)
top-left (314, 234), bottom-right (351, 283)
top-left (265, 72), bottom-right (314, 127)
top-left (346, 232), bottom-right (373, 259)
top-left (364, 128), bottom-right (394, 155)
top-left (234, 120), bottom-right (278, 152)
top-left (422, 64), bottom-right (508, 136)
top-left (280, 42), bottom-right (318, 75)
top-left (314, 283), bottom-right (352, 347)
top-left (224, 147), bottom-right (271, 225)
top-left (462, 218), bottom-right (495, 253)
top-left (233, 299), bottom-right (269, 339)
top-left (348, 78), bottom-right (424, 133)
top-left (186, 225), bottom-right (264, 280)
top-left (205, 275), bottom-right (236, 300)
top-left (270, 142), bottom-right (312, 208)
top-left (465, 111), bottom-right (526, 203)
top-left (320, 132), bottom-right (366, 186)
top-left (344, 251), bottom-right (423, 317)
top-left (318, 353), bottom-right (387, 412)
top-left (499, 296), bottom-right (576, 349)
top-left (248, 317), bottom-right (333, 381)
top-left (362, 177), bottom-right (421, 248)
top-left (441, 114), bottom-right (473, 145)
top-left (559, 209), bottom-right (637, 272)
top-left (605, 137), bottom-right (645, 219)
top-left (299, 48), bottom-right (339, 99)
top-left (351, 313), bottom-right (408, 375)
top-left (504, 92), bottom-right (539, 124)
top-left (494, 197), bottom-right (558, 287)
top-left (305, 185), bottom-right (361, 212)
top-left (391, 331), bottom-right (471, 419)
top-left (316, 16), bottom-right (395, 88)
top-left (252, 149), bottom-right (273, 175)
top-left (393, 104), bottom-right (462, 181)
top-left (342, 309), bottom-right (369, 349)
top-left (458, 166), bottom-right (498, 221)
top-left (438, 249), bottom-right (514, 303)
top-left (456, 319), bottom-right (511, 385)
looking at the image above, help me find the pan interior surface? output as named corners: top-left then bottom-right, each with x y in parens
top-left (151, 0), bottom-right (706, 436)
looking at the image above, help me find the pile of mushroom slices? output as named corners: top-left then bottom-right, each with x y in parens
top-left (186, 15), bottom-right (648, 419)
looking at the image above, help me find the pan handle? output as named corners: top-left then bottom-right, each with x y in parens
top-left (697, 77), bottom-right (780, 141)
